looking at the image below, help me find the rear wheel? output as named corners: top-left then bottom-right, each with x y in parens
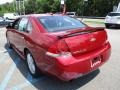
top-left (26, 51), bottom-right (39, 77)
top-left (115, 24), bottom-right (120, 29)
top-left (105, 24), bottom-right (110, 28)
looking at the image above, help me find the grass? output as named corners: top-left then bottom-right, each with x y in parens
top-left (83, 20), bottom-right (104, 24)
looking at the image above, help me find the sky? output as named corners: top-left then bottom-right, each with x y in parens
top-left (0, 0), bottom-right (13, 5)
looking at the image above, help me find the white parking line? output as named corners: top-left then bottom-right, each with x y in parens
top-left (0, 49), bottom-right (12, 64)
top-left (0, 50), bottom-right (7, 53)
top-left (0, 58), bottom-right (20, 90)
top-left (0, 53), bottom-right (8, 64)
top-left (0, 49), bottom-right (12, 54)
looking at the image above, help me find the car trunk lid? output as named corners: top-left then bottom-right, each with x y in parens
top-left (48, 27), bottom-right (107, 56)
top-left (62, 27), bottom-right (107, 55)
top-left (49, 27), bottom-right (107, 55)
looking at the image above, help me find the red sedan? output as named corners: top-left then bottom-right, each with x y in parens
top-left (6, 14), bottom-right (111, 81)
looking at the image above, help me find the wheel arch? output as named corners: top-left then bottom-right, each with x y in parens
top-left (24, 48), bottom-right (29, 59)
top-left (24, 48), bottom-right (35, 61)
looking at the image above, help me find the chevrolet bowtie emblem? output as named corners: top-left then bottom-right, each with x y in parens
top-left (90, 38), bottom-right (96, 42)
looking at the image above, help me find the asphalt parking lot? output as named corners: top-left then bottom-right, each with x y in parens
top-left (0, 22), bottom-right (120, 90)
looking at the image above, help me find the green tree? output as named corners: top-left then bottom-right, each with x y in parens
top-left (0, 0), bottom-right (120, 16)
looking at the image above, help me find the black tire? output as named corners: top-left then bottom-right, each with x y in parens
top-left (26, 51), bottom-right (39, 78)
top-left (115, 25), bottom-right (120, 29)
top-left (105, 24), bottom-right (110, 29)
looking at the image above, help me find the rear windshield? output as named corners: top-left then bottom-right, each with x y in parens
top-left (67, 13), bottom-right (75, 15)
top-left (108, 12), bottom-right (120, 16)
top-left (38, 16), bottom-right (86, 32)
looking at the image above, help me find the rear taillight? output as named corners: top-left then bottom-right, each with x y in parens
top-left (46, 39), bottom-right (71, 57)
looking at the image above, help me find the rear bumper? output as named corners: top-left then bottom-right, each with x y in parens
top-left (47, 42), bottom-right (111, 81)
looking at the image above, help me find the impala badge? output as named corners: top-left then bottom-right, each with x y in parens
top-left (90, 38), bottom-right (96, 42)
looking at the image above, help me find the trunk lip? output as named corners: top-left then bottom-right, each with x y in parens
top-left (45, 27), bottom-right (105, 38)
top-left (57, 27), bottom-right (105, 39)
top-left (44, 27), bottom-right (105, 41)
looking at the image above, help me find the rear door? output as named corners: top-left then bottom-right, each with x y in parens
top-left (14, 17), bottom-right (29, 55)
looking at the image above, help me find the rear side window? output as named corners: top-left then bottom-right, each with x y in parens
top-left (108, 13), bottom-right (120, 16)
top-left (18, 18), bottom-right (29, 31)
top-left (26, 21), bottom-right (33, 32)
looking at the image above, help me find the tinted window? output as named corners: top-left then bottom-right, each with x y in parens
top-left (38, 16), bottom-right (86, 32)
top-left (67, 12), bottom-right (75, 15)
top-left (18, 18), bottom-right (28, 31)
top-left (108, 13), bottom-right (120, 16)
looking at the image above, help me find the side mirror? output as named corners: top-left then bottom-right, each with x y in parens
top-left (6, 22), bottom-right (13, 29)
